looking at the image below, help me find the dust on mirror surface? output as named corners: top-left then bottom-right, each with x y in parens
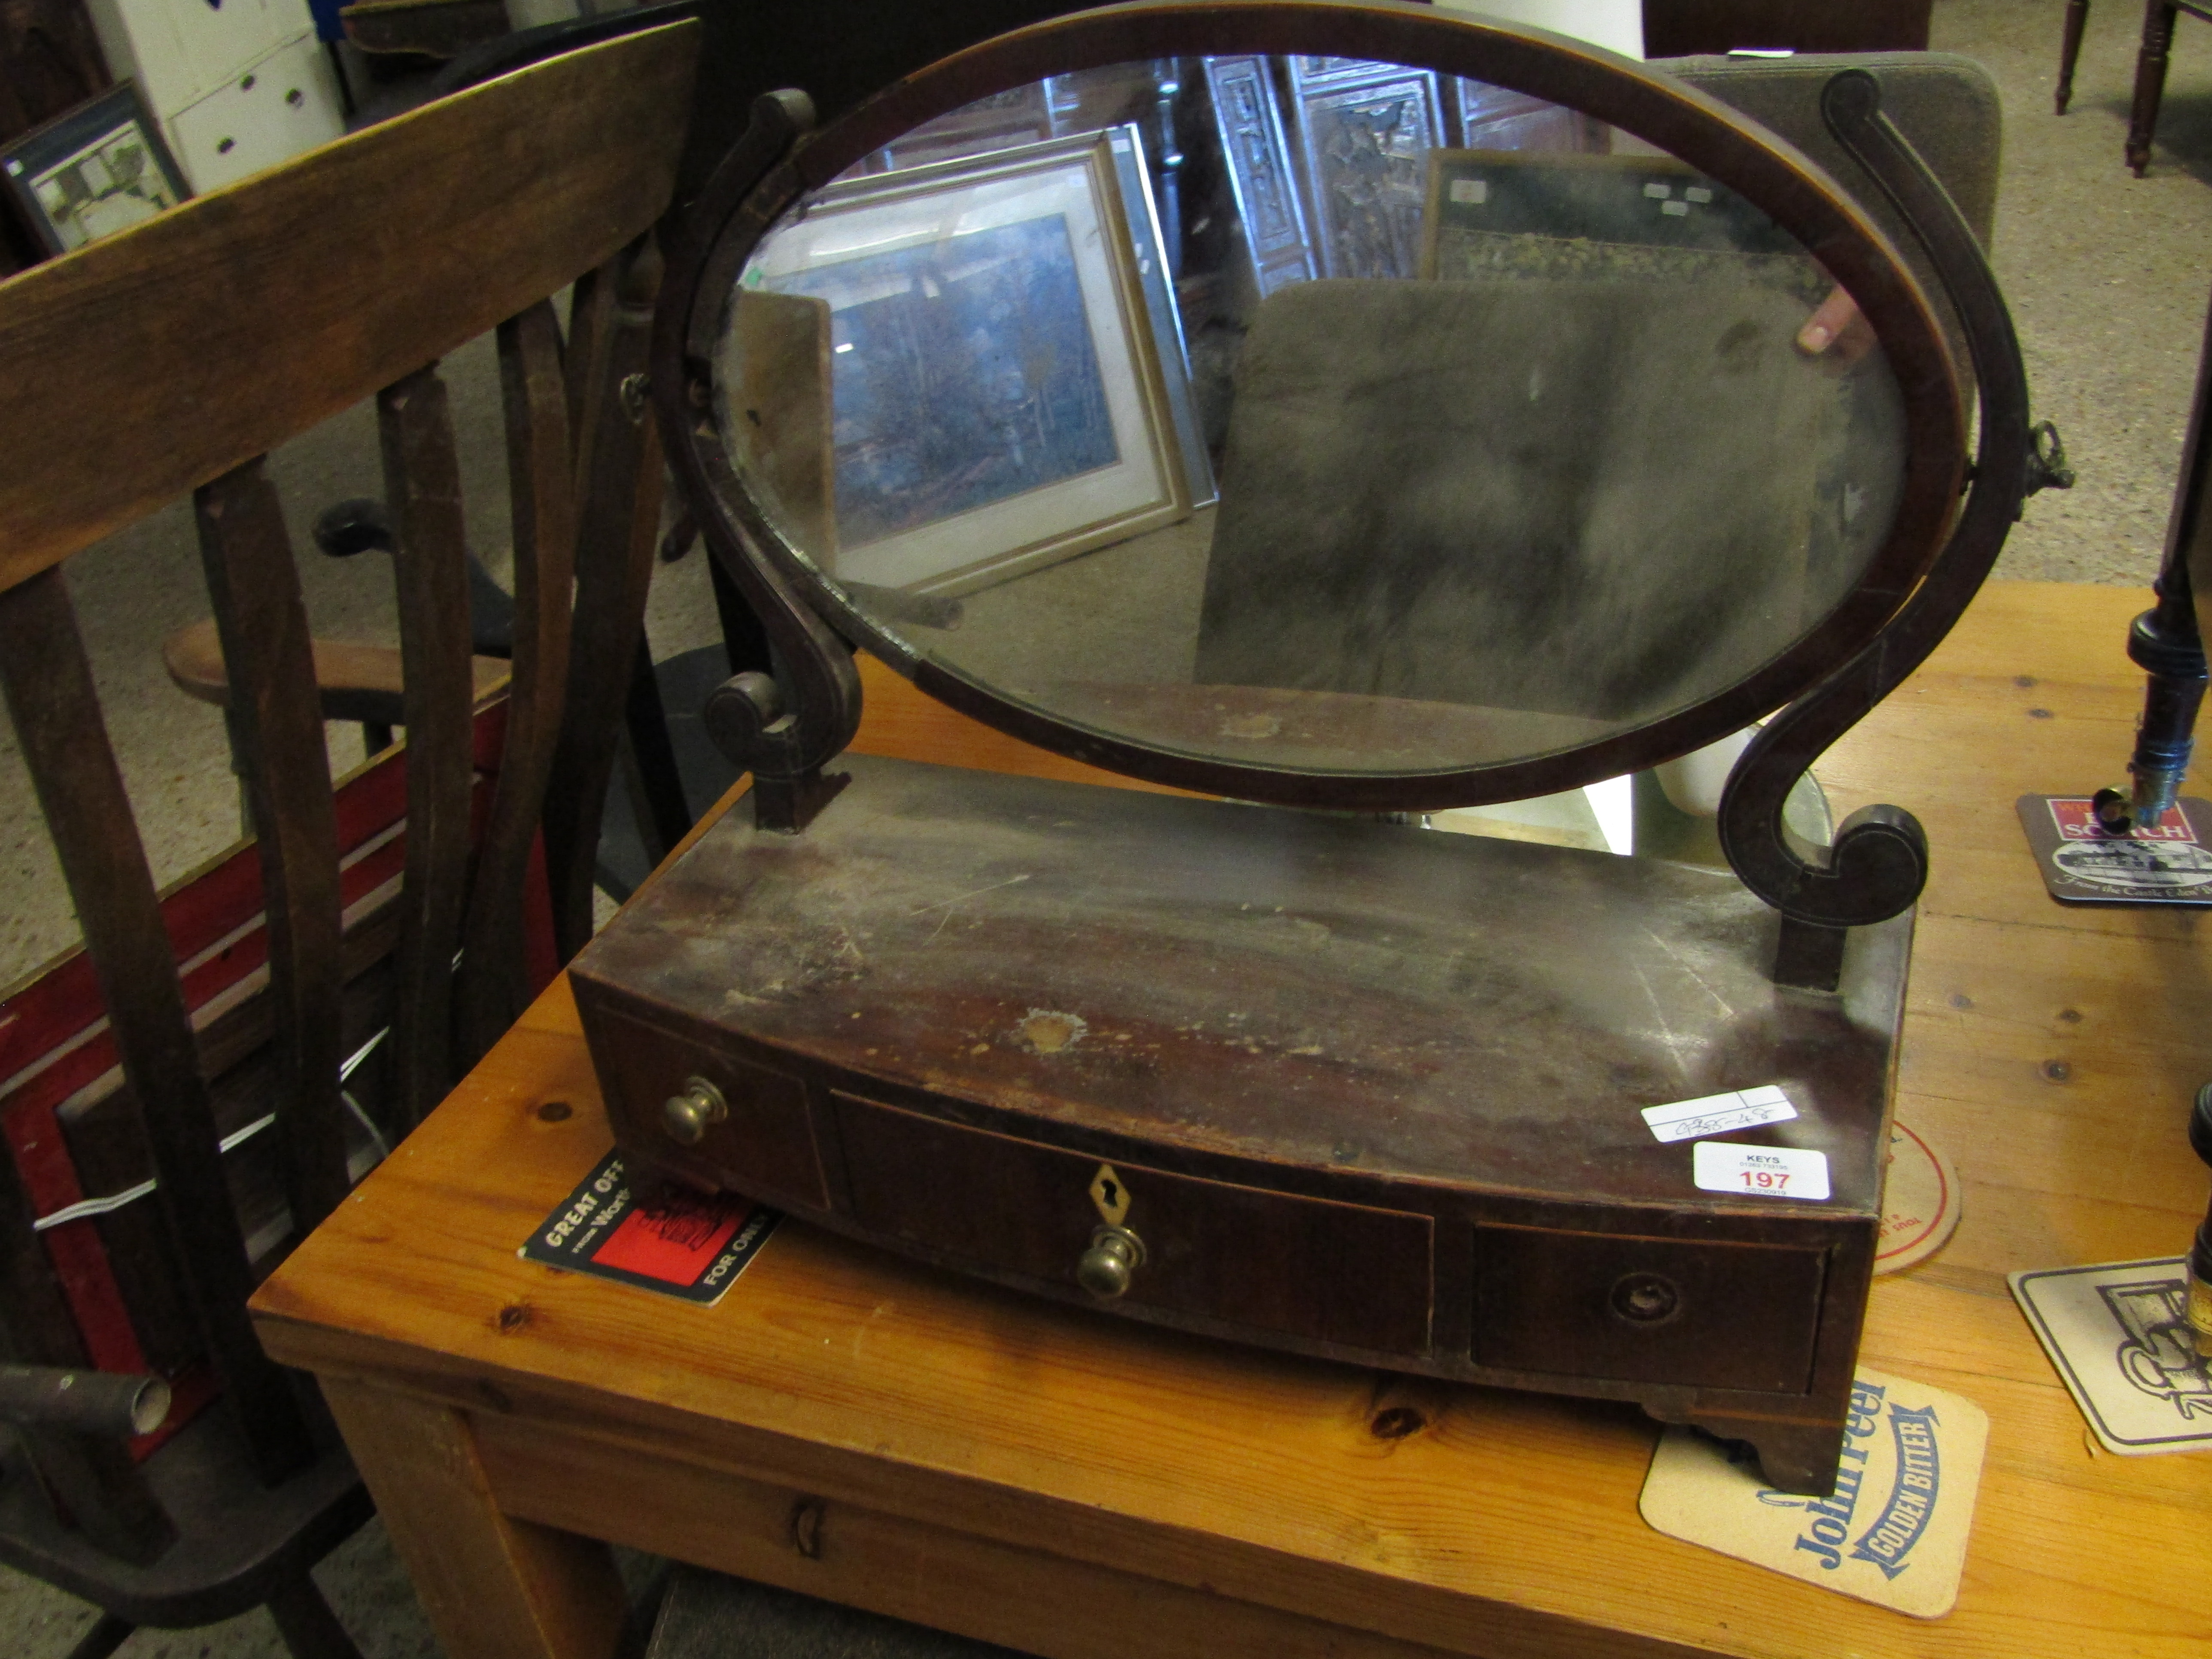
top-left (713, 55), bottom-right (1909, 778)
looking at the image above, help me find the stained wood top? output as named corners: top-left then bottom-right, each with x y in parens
top-left (573, 753), bottom-right (1903, 1212)
top-left (0, 20), bottom-right (699, 596)
top-left (253, 582), bottom-right (2212, 1659)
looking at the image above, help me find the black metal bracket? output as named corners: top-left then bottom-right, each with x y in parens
top-left (1720, 69), bottom-right (2049, 985)
top-left (2025, 419), bottom-right (2077, 502)
top-left (2118, 566), bottom-right (2208, 827)
top-left (651, 89), bottom-right (863, 834)
top-left (2113, 265), bottom-right (2212, 831)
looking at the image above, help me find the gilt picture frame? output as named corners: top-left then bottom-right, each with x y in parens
top-left (743, 125), bottom-right (1209, 597)
top-left (0, 81), bottom-right (190, 258)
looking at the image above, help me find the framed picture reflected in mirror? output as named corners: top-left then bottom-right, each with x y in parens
top-left (738, 125), bottom-right (1210, 597)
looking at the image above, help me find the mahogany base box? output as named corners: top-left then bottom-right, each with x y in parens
top-left (569, 755), bottom-right (1906, 1493)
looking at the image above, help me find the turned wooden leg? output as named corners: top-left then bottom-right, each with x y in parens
top-left (2129, 0), bottom-right (2179, 174)
top-left (319, 1376), bottom-right (625, 1659)
top-left (2059, 0), bottom-right (2092, 112)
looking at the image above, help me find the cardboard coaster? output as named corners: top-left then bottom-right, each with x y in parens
top-left (2011, 1256), bottom-right (2212, 1455)
top-left (1640, 1367), bottom-right (1988, 1618)
top-left (1874, 1121), bottom-right (1961, 1276)
top-left (2015, 794), bottom-right (2212, 905)
top-left (521, 1148), bottom-right (779, 1305)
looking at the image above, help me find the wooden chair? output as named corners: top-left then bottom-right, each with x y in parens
top-left (2056, 0), bottom-right (2211, 173)
top-left (0, 17), bottom-right (699, 1656)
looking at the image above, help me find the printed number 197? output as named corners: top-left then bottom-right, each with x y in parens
top-left (1693, 1141), bottom-right (1828, 1200)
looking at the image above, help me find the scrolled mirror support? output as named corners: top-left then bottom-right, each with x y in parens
top-left (654, 88), bottom-right (862, 833)
top-left (1720, 69), bottom-right (2053, 987)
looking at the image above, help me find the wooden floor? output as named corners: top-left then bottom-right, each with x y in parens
top-left (252, 580), bottom-right (2211, 1659)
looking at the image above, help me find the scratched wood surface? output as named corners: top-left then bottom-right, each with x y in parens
top-left (252, 582), bottom-right (2210, 1659)
top-left (0, 22), bottom-right (698, 594)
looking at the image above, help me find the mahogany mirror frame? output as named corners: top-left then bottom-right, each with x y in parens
top-left (656, 0), bottom-right (1972, 817)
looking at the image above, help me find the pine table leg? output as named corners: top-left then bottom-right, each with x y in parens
top-left (320, 1376), bottom-right (626, 1659)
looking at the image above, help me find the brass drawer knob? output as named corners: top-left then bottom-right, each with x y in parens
top-left (1077, 1224), bottom-right (1146, 1299)
top-left (662, 1076), bottom-right (728, 1145)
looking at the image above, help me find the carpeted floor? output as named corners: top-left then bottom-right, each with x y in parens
top-left (1948, 0), bottom-right (2212, 581)
top-left (4, 3), bottom-right (2209, 1653)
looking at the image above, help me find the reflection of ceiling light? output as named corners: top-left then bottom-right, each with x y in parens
top-left (834, 343), bottom-right (854, 353)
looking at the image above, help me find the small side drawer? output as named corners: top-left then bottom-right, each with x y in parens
top-left (583, 1006), bottom-right (826, 1210)
top-left (833, 1092), bottom-right (1433, 1356)
top-left (1472, 1224), bottom-right (1826, 1394)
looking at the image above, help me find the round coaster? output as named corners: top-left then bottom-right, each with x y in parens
top-left (1875, 1119), bottom-right (1961, 1275)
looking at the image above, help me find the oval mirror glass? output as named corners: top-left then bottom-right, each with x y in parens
top-left (704, 33), bottom-right (1952, 790)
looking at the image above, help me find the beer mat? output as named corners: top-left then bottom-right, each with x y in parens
top-left (520, 1148), bottom-right (778, 1305)
top-left (2015, 794), bottom-right (2212, 904)
top-left (1639, 1367), bottom-right (1987, 1617)
top-left (2010, 1256), bottom-right (2212, 1456)
top-left (1874, 1121), bottom-right (1960, 1276)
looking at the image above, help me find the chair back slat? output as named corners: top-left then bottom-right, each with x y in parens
top-left (545, 240), bottom-right (671, 959)
top-left (380, 367), bottom-right (480, 1129)
top-left (0, 569), bottom-right (314, 1485)
top-left (0, 21), bottom-right (699, 592)
top-left (193, 462), bottom-right (351, 1236)
top-left (563, 259), bottom-right (616, 486)
top-left (457, 301), bottom-right (575, 1062)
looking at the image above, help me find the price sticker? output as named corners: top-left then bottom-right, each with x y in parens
top-left (1640, 1083), bottom-right (1796, 1144)
top-left (1692, 1140), bottom-right (1829, 1201)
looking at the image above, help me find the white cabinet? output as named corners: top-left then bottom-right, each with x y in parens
top-left (170, 33), bottom-right (345, 190)
top-left (83, 0), bottom-right (344, 193)
top-left (177, 0), bottom-right (289, 109)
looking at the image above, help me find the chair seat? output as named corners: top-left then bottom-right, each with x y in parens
top-left (162, 617), bottom-right (511, 728)
top-left (0, 1404), bottom-right (369, 1629)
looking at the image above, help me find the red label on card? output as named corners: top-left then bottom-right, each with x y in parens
top-left (521, 1149), bottom-right (778, 1305)
top-left (2045, 797), bottom-right (2199, 842)
top-left (591, 1204), bottom-right (745, 1283)
top-left (2017, 795), bottom-right (2212, 905)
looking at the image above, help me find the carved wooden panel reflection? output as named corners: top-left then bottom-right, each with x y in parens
top-left (1202, 54), bottom-right (1315, 298)
top-left (1281, 55), bottom-right (1445, 280)
top-left (1454, 77), bottom-right (1611, 155)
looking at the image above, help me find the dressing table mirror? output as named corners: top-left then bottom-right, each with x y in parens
top-left (569, 1), bottom-right (2058, 1495)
